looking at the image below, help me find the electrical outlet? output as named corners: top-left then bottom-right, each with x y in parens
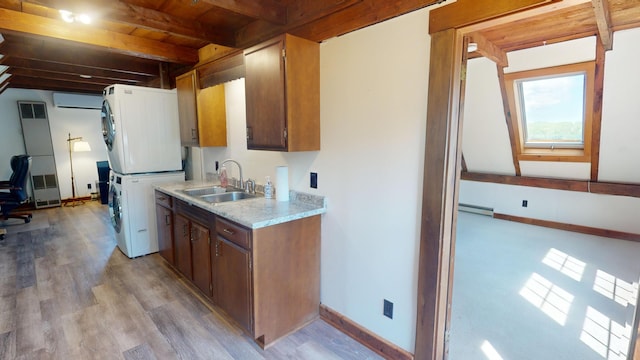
top-left (383, 299), bottom-right (393, 319)
top-left (87, 183), bottom-right (92, 190)
top-left (522, 200), bottom-right (528, 207)
top-left (310, 172), bottom-right (318, 189)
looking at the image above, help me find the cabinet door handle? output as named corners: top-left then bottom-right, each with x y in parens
top-left (158, 196), bottom-right (166, 201)
top-left (165, 214), bottom-right (170, 225)
top-left (223, 228), bottom-right (234, 236)
top-left (215, 240), bottom-right (220, 257)
top-left (183, 223), bottom-right (188, 236)
top-left (191, 128), bottom-right (197, 140)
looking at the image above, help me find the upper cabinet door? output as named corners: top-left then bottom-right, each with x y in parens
top-left (176, 70), bottom-right (228, 148)
top-left (176, 70), bottom-right (199, 147)
top-left (244, 37), bottom-right (287, 150)
top-left (244, 34), bottom-right (320, 152)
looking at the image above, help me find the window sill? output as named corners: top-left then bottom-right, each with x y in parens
top-left (517, 149), bottom-right (590, 162)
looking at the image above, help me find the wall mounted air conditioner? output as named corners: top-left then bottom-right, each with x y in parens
top-left (52, 92), bottom-right (102, 110)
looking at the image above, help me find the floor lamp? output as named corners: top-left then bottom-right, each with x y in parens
top-left (66, 133), bottom-right (91, 207)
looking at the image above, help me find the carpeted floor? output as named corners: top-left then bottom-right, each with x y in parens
top-left (450, 211), bottom-right (640, 360)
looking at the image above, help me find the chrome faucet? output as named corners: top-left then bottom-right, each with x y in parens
top-left (245, 178), bottom-right (256, 194)
top-left (220, 159), bottom-right (243, 190)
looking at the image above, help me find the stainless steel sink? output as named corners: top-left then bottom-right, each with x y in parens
top-left (181, 186), bottom-right (225, 196)
top-left (200, 191), bottom-right (256, 204)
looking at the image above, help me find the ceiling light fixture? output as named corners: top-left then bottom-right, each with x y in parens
top-left (76, 14), bottom-right (92, 25)
top-left (59, 9), bottom-right (92, 24)
top-left (467, 42), bottom-right (478, 52)
top-left (59, 10), bottom-right (74, 23)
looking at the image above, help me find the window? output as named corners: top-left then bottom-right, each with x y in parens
top-left (504, 61), bottom-right (595, 162)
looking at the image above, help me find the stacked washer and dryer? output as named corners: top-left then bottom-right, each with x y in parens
top-left (101, 84), bottom-right (185, 258)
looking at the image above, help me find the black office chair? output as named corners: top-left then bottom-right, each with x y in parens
top-left (0, 155), bottom-right (33, 226)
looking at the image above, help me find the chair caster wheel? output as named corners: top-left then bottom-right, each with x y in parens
top-left (25, 216), bottom-right (32, 224)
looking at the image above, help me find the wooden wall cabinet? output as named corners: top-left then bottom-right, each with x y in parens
top-left (243, 33), bottom-right (320, 152)
top-left (176, 69), bottom-right (227, 147)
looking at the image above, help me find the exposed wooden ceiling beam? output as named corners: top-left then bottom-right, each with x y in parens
top-left (238, 0), bottom-right (448, 48)
top-left (429, 0), bottom-right (559, 33)
top-left (9, 67), bottom-right (132, 87)
top-left (199, 0), bottom-right (287, 25)
top-left (469, 32), bottom-right (508, 67)
top-left (1, 35), bottom-right (160, 77)
top-left (459, 0), bottom-right (592, 34)
top-left (1, 57), bottom-right (153, 84)
top-left (0, 73), bottom-right (12, 88)
top-left (0, 8), bottom-right (198, 64)
top-left (22, 0), bottom-right (236, 47)
top-left (235, 0), bottom-right (362, 46)
top-left (286, 0), bottom-right (364, 27)
top-left (592, 0), bottom-right (613, 50)
top-left (8, 76), bottom-right (106, 93)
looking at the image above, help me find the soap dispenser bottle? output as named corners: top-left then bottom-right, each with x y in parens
top-left (264, 176), bottom-right (273, 199)
top-left (219, 165), bottom-right (228, 188)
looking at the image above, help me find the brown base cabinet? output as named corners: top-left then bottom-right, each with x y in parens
top-left (214, 237), bottom-right (252, 332)
top-left (251, 214), bottom-right (320, 347)
top-left (155, 191), bottom-right (321, 348)
top-left (174, 199), bottom-right (215, 297)
top-left (173, 214), bottom-right (192, 280)
top-left (191, 220), bottom-right (212, 296)
top-left (155, 191), bottom-right (174, 265)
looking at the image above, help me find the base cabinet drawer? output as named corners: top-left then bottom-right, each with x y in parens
top-left (215, 217), bottom-right (251, 249)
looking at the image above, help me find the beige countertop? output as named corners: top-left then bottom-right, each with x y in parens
top-left (155, 181), bottom-right (327, 229)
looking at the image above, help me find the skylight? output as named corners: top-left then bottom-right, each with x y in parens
top-left (516, 72), bottom-right (586, 148)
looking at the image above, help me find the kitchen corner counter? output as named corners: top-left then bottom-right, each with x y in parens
top-left (155, 181), bottom-right (327, 229)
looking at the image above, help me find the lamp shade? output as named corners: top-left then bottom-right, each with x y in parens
top-left (73, 141), bottom-right (91, 152)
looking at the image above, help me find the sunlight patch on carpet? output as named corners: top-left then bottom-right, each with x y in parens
top-left (520, 272), bottom-right (574, 326)
top-left (542, 248), bottom-right (586, 281)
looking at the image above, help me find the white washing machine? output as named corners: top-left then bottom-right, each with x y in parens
top-left (109, 170), bottom-right (184, 258)
top-left (101, 84), bottom-right (182, 174)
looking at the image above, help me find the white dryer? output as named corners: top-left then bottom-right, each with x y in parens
top-left (109, 170), bottom-right (184, 258)
top-left (101, 84), bottom-right (182, 174)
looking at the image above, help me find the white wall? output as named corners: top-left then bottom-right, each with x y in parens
top-left (599, 28), bottom-right (640, 184)
top-left (461, 180), bottom-right (640, 233)
top-left (0, 89), bottom-right (108, 200)
top-left (462, 58), bottom-right (515, 175)
top-left (201, 7), bottom-right (434, 351)
top-left (460, 28), bottom-right (640, 233)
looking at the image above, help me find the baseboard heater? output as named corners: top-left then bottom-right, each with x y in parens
top-left (459, 203), bottom-right (494, 217)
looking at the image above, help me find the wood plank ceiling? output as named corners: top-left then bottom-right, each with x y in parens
top-left (0, 0), bottom-right (638, 95)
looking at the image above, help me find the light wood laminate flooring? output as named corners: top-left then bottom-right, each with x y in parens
top-left (0, 202), bottom-right (382, 360)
